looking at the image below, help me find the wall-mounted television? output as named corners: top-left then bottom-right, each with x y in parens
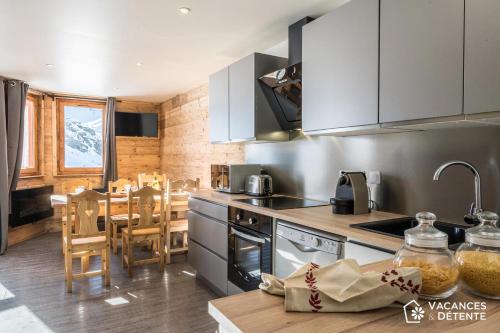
top-left (115, 111), bottom-right (158, 137)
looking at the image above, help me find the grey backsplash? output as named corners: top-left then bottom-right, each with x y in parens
top-left (245, 126), bottom-right (500, 224)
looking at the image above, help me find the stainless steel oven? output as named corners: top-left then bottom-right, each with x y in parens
top-left (228, 206), bottom-right (273, 293)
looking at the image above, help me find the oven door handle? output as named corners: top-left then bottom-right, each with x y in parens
top-left (230, 227), bottom-right (268, 244)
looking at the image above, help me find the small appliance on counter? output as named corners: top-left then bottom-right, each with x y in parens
top-left (244, 170), bottom-right (273, 197)
top-left (210, 164), bottom-right (261, 193)
top-left (330, 171), bottom-right (369, 215)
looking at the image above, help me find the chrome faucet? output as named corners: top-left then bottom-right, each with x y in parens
top-left (433, 160), bottom-right (482, 222)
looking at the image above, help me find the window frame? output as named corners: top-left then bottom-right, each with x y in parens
top-left (56, 98), bottom-right (106, 175)
top-left (20, 93), bottom-right (40, 177)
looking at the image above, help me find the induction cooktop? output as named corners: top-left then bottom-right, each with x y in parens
top-left (233, 196), bottom-right (329, 210)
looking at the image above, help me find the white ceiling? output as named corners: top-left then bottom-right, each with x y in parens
top-left (0, 0), bottom-right (347, 102)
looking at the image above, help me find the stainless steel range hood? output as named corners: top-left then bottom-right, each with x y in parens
top-left (259, 17), bottom-right (314, 131)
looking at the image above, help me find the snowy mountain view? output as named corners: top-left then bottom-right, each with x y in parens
top-left (64, 106), bottom-right (103, 168)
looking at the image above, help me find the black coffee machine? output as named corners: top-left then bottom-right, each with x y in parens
top-left (330, 171), bottom-right (369, 215)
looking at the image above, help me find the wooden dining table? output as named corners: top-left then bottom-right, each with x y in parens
top-left (51, 193), bottom-right (132, 208)
top-left (50, 192), bottom-right (189, 208)
top-left (51, 192), bottom-right (189, 233)
top-left (51, 192), bottom-right (189, 257)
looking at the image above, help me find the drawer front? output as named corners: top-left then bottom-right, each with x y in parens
top-left (188, 211), bottom-right (227, 259)
top-left (188, 197), bottom-right (228, 222)
top-left (188, 241), bottom-right (227, 295)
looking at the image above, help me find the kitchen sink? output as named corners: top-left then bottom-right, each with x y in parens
top-left (351, 218), bottom-right (469, 250)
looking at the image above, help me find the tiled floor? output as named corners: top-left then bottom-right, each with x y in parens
top-left (0, 232), bottom-right (219, 333)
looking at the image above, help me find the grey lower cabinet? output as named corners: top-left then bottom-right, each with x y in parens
top-left (187, 211), bottom-right (227, 259)
top-left (302, 0), bottom-right (379, 134)
top-left (209, 67), bottom-right (230, 143)
top-left (228, 53), bottom-right (288, 142)
top-left (187, 198), bottom-right (228, 296)
top-left (344, 240), bottom-right (394, 266)
top-left (464, 0), bottom-right (500, 115)
top-left (379, 0), bottom-right (464, 123)
top-left (189, 242), bottom-right (227, 295)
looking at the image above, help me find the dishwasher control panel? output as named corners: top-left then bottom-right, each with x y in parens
top-left (276, 223), bottom-right (342, 255)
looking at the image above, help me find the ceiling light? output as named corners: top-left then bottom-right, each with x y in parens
top-left (178, 7), bottom-right (191, 15)
top-left (45, 64), bottom-right (54, 68)
top-left (136, 62), bottom-right (143, 67)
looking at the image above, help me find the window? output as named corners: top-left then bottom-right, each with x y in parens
top-left (56, 99), bottom-right (105, 174)
top-left (20, 94), bottom-right (39, 177)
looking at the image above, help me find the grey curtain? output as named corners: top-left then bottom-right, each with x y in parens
top-left (0, 78), bottom-right (29, 254)
top-left (103, 97), bottom-right (118, 186)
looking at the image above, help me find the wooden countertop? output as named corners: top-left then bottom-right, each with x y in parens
top-left (190, 189), bottom-right (407, 252)
top-left (209, 260), bottom-right (500, 333)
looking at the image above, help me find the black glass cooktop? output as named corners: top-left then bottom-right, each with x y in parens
top-left (234, 196), bottom-right (329, 210)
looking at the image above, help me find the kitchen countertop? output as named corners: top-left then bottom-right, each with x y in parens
top-left (190, 189), bottom-right (407, 252)
top-left (209, 259), bottom-right (500, 333)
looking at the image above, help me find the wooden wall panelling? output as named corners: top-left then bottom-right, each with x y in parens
top-left (7, 221), bottom-right (48, 247)
top-left (12, 95), bottom-right (161, 245)
top-left (159, 84), bottom-right (245, 189)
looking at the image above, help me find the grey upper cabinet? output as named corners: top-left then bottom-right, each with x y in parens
top-left (209, 67), bottom-right (229, 143)
top-left (229, 55), bottom-right (255, 141)
top-left (302, 0), bottom-right (379, 133)
top-left (229, 53), bottom-right (288, 141)
top-left (379, 0), bottom-right (464, 123)
top-left (464, 0), bottom-right (500, 115)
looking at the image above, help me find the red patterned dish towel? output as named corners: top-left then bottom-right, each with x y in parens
top-left (259, 259), bottom-right (421, 312)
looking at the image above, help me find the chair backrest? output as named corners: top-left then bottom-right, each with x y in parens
top-left (108, 178), bottom-right (137, 193)
top-left (138, 172), bottom-right (167, 189)
top-left (168, 178), bottom-right (200, 196)
top-left (62, 180), bottom-right (93, 194)
top-left (66, 190), bottom-right (110, 238)
top-left (166, 178), bottom-right (200, 217)
top-left (128, 186), bottom-right (165, 229)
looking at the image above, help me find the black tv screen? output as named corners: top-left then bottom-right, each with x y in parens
top-left (10, 185), bottom-right (54, 228)
top-left (115, 112), bottom-right (158, 137)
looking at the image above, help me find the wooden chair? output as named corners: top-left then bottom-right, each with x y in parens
top-left (138, 172), bottom-right (167, 189)
top-left (122, 186), bottom-right (165, 277)
top-left (61, 180), bottom-right (93, 223)
top-left (108, 178), bottom-right (140, 254)
top-left (61, 180), bottom-right (94, 254)
top-left (108, 178), bottom-right (137, 193)
top-left (165, 178), bottom-right (200, 264)
top-left (64, 190), bottom-right (111, 293)
top-left (62, 180), bottom-right (93, 194)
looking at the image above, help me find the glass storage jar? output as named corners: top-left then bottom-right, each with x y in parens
top-left (455, 211), bottom-right (500, 299)
top-left (393, 212), bottom-right (459, 300)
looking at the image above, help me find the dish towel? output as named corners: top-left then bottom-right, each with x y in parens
top-left (259, 259), bottom-right (421, 312)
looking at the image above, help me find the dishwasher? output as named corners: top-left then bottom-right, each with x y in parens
top-left (275, 220), bottom-right (345, 278)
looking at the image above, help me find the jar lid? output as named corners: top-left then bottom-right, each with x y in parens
top-left (405, 212), bottom-right (448, 248)
top-left (466, 211), bottom-right (500, 247)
